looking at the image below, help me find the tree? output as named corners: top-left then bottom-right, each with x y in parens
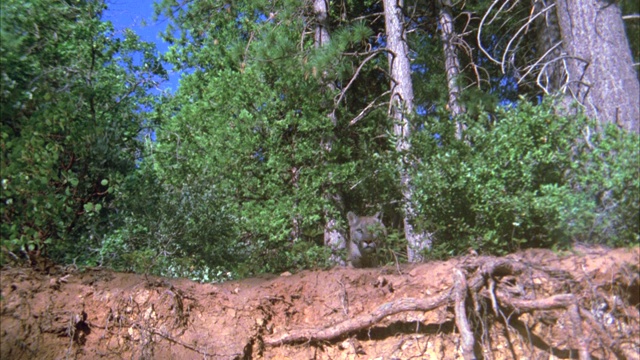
top-left (0, 0), bottom-right (164, 265)
top-left (438, 0), bottom-right (466, 137)
top-left (554, 0), bottom-right (639, 132)
top-left (151, 0), bottom-right (356, 274)
top-left (476, 0), bottom-right (639, 131)
top-left (383, 0), bottom-right (431, 262)
top-left (141, 0), bottom-right (638, 278)
top-left (2, 0), bottom-right (636, 276)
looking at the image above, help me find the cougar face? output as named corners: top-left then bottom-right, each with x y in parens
top-left (347, 211), bottom-right (386, 268)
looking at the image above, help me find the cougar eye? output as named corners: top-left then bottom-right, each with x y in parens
top-left (356, 229), bottom-right (364, 234)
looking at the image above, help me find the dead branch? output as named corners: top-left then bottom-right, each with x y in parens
top-left (348, 90), bottom-right (391, 126)
top-left (500, 2), bottom-right (555, 75)
top-left (334, 48), bottom-right (389, 110)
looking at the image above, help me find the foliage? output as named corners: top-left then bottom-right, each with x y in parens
top-left (135, 0), bottom-right (404, 278)
top-left (129, 0), bottom-right (637, 276)
top-left (99, 156), bottom-right (240, 282)
top-left (412, 99), bottom-right (639, 258)
top-left (558, 123), bottom-right (640, 245)
top-left (0, 0), bottom-right (165, 264)
top-left (2, 0), bottom-right (637, 277)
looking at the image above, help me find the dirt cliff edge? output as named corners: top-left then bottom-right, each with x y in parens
top-left (1, 246), bottom-right (638, 359)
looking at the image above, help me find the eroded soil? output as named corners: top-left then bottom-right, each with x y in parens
top-left (1, 246), bottom-right (638, 359)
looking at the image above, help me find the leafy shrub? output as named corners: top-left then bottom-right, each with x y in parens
top-left (100, 163), bottom-right (242, 282)
top-left (550, 123), bottom-right (639, 246)
top-left (0, 0), bottom-right (164, 265)
top-left (412, 99), bottom-right (639, 257)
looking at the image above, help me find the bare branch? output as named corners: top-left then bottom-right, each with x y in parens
top-left (477, 0), bottom-right (517, 65)
top-left (622, 14), bottom-right (640, 20)
top-left (348, 91), bottom-right (391, 126)
top-left (501, 3), bottom-right (555, 75)
top-left (333, 48), bottom-right (390, 109)
top-left (517, 42), bottom-right (565, 93)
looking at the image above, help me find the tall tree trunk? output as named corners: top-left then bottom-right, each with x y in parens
top-left (554, 0), bottom-right (639, 132)
top-left (383, 0), bottom-right (430, 262)
top-left (438, 0), bottom-right (465, 138)
top-left (314, 0), bottom-right (330, 48)
top-left (314, 0), bottom-right (347, 265)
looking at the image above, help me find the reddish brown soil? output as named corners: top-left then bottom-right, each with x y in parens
top-left (1, 246), bottom-right (638, 359)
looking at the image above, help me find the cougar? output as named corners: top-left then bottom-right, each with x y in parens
top-left (347, 211), bottom-right (386, 268)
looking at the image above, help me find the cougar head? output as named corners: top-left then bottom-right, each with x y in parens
top-left (347, 211), bottom-right (386, 267)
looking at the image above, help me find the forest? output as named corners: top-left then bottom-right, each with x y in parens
top-left (1, 0), bottom-right (639, 281)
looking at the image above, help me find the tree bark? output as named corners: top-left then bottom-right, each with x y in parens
top-left (554, 0), bottom-right (639, 133)
top-left (314, 0), bottom-right (330, 48)
top-left (438, 1), bottom-right (465, 138)
top-left (383, 0), bottom-right (430, 262)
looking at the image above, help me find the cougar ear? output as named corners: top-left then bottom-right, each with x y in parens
top-left (374, 212), bottom-right (382, 221)
top-left (347, 211), bottom-right (357, 224)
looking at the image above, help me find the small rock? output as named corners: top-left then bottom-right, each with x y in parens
top-left (49, 278), bottom-right (60, 290)
top-left (339, 339), bottom-right (351, 350)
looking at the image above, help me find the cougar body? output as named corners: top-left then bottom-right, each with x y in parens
top-left (346, 211), bottom-right (386, 268)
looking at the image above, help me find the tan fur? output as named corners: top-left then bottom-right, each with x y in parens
top-left (346, 212), bottom-right (386, 268)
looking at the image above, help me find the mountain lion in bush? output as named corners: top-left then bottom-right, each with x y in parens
top-left (346, 211), bottom-right (386, 268)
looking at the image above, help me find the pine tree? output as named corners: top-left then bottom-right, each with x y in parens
top-left (383, 0), bottom-right (431, 262)
top-left (438, 0), bottom-right (465, 136)
top-left (554, 0), bottom-right (639, 132)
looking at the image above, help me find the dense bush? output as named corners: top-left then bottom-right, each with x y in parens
top-left (99, 158), bottom-right (240, 281)
top-left (412, 99), bottom-right (639, 258)
top-left (0, 0), bottom-right (164, 265)
top-left (2, 0), bottom-right (637, 280)
top-left (97, 98), bottom-right (639, 279)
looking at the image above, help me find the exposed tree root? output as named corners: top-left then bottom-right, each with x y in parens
top-left (264, 294), bottom-right (450, 346)
top-left (264, 255), bottom-right (635, 359)
top-left (453, 268), bottom-right (474, 360)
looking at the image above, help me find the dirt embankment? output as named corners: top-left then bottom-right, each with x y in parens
top-left (1, 246), bottom-right (638, 359)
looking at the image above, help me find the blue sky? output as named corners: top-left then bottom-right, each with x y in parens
top-left (103, 0), bottom-right (180, 92)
